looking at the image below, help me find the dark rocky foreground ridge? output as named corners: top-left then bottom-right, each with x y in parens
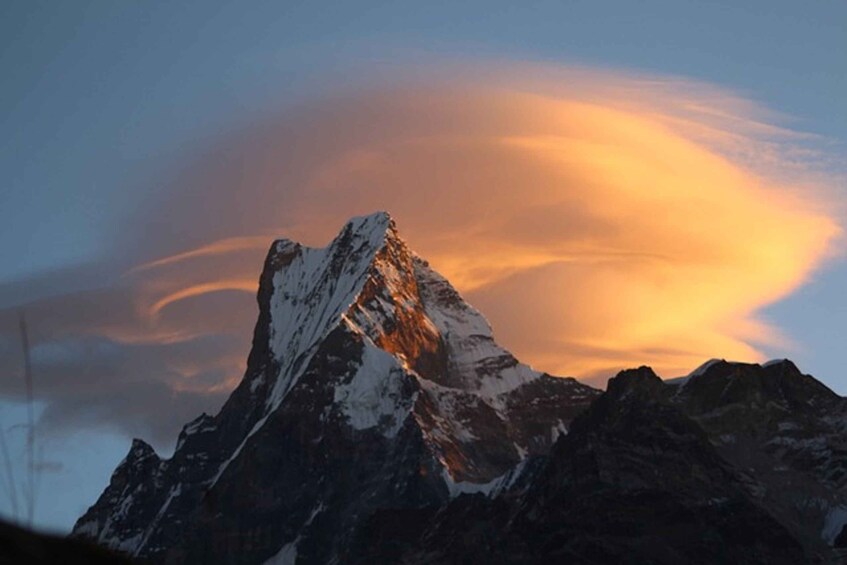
top-left (68, 212), bottom-right (847, 564)
top-left (0, 518), bottom-right (131, 565)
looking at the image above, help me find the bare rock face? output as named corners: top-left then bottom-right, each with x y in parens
top-left (347, 368), bottom-right (812, 565)
top-left (668, 360), bottom-right (847, 557)
top-left (71, 212), bottom-right (599, 563)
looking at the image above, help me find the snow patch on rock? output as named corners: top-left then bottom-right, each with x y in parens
top-left (334, 343), bottom-right (413, 437)
top-left (264, 538), bottom-right (300, 565)
top-left (823, 505), bottom-right (847, 545)
top-left (268, 213), bottom-right (392, 409)
top-left (441, 458), bottom-right (530, 499)
top-left (414, 258), bottom-right (539, 398)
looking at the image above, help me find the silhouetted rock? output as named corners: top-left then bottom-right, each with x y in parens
top-left (0, 519), bottom-right (132, 565)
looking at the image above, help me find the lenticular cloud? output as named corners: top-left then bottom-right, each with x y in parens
top-left (142, 66), bottom-right (837, 381)
top-left (0, 63), bottom-right (840, 442)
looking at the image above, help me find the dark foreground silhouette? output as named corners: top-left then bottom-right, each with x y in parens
top-left (0, 519), bottom-right (132, 565)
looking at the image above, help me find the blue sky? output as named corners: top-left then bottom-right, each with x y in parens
top-left (1, 0), bottom-right (845, 533)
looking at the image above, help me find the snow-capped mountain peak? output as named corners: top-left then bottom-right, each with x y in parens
top-left (70, 213), bottom-right (847, 564)
top-left (72, 212), bottom-right (599, 562)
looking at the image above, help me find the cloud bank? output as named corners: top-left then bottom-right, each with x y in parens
top-left (0, 63), bottom-right (840, 447)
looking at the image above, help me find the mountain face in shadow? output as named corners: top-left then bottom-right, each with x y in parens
top-left (354, 363), bottom-right (846, 564)
top-left (70, 213), bottom-right (847, 564)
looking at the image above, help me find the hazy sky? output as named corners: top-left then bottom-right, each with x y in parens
top-left (1, 0), bottom-right (845, 533)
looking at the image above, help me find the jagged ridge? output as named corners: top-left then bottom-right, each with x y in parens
top-left (351, 362), bottom-right (847, 564)
top-left (71, 212), bottom-right (599, 563)
top-left (72, 212), bottom-right (847, 565)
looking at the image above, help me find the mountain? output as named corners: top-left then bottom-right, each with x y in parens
top-left (669, 359), bottom-right (847, 557)
top-left (71, 212), bottom-right (600, 563)
top-left (349, 362), bottom-right (847, 564)
top-left (71, 212), bottom-right (847, 564)
top-left (351, 365), bottom-right (833, 564)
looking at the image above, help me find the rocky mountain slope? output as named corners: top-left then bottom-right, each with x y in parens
top-left (355, 364), bottom-right (847, 564)
top-left (71, 212), bottom-right (599, 563)
top-left (71, 212), bottom-right (847, 564)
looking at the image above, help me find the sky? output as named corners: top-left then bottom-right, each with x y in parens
top-left (0, 0), bottom-right (845, 533)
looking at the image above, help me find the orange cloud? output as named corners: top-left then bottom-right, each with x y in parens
top-left (117, 67), bottom-right (839, 387)
top-left (147, 280), bottom-right (257, 319)
top-left (4, 63), bottom-right (841, 445)
top-left (34, 65), bottom-right (841, 404)
top-left (130, 236), bottom-right (270, 274)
